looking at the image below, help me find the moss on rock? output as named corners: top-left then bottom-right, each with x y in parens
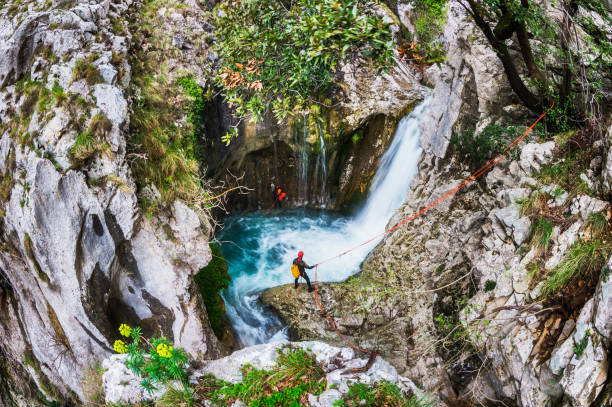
top-left (194, 244), bottom-right (231, 340)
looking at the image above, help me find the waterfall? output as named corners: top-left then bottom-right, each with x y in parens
top-left (317, 122), bottom-right (328, 206)
top-left (294, 115), bottom-right (310, 205)
top-left (219, 97), bottom-right (430, 347)
top-left (351, 100), bottom-right (428, 233)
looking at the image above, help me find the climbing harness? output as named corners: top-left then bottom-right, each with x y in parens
top-left (311, 103), bottom-right (555, 357)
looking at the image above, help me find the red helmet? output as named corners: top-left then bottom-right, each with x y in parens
top-left (298, 251), bottom-right (304, 258)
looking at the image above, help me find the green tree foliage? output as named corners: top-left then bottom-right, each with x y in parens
top-left (194, 244), bottom-right (231, 339)
top-left (457, 0), bottom-right (611, 122)
top-left (212, 0), bottom-right (394, 128)
top-left (396, 0), bottom-right (447, 66)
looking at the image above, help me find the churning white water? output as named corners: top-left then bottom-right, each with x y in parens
top-left (218, 98), bottom-right (429, 346)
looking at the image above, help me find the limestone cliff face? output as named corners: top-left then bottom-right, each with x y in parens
top-left (262, 3), bottom-right (612, 407)
top-left (0, 1), bottom-right (222, 405)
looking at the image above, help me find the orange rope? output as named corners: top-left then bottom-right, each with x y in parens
top-left (311, 102), bottom-right (554, 356)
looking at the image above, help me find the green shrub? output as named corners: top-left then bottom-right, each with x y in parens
top-left (484, 280), bottom-right (497, 292)
top-left (212, 0), bottom-right (394, 126)
top-left (194, 244), bottom-right (231, 339)
top-left (200, 347), bottom-right (325, 406)
top-left (334, 381), bottom-right (430, 407)
top-left (450, 124), bottom-right (520, 172)
top-left (413, 0), bottom-right (447, 44)
top-left (177, 75), bottom-right (211, 160)
top-left (113, 324), bottom-right (190, 394)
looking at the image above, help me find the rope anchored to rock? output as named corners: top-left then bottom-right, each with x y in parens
top-left (311, 102), bottom-right (555, 361)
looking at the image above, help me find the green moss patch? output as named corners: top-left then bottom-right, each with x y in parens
top-left (193, 244), bottom-right (231, 339)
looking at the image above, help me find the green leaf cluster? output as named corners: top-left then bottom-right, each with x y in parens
top-left (212, 0), bottom-right (394, 123)
top-left (119, 326), bottom-right (190, 394)
top-left (412, 0), bottom-right (447, 44)
top-left (450, 124), bottom-right (520, 172)
top-left (573, 330), bottom-right (591, 358)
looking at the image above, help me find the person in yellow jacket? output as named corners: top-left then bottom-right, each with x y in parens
top-left (292, 251), bottom-right (314, 292)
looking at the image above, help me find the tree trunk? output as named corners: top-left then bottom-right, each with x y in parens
top-left (516, 22), bottom-right (546, 86)
top-left (463, 0), bottom-right (544, 113)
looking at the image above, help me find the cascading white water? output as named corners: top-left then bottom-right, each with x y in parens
top-left (317, 126), bottom-right (328, 205)
top-left (219, 97), bottom-right (430, 346)
top-left (295, 116), bottom-right (310, 205)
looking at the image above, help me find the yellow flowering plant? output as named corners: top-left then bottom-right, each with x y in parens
top-left (112, 324), bottom-right (190, 394)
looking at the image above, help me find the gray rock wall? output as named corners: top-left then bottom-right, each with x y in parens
top-left (0, 0), bottom-right (222, 404)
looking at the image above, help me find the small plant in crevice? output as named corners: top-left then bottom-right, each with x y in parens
top-left (484, 280), bottom-right (497, 292)
top-left (69, 112), bottom-right (113, 164)
top-left (73, 56), bottom-right (102, 85)
top-left (113, 324), bottom-right (190, 394)
top-left (573, 330), bottom-right (591, 358)
top-left (450, 124), bottom-right (521, 173)
top-left (586, 211), bottom-right (609, 236)
top-left (177, 75), bottom-right (212, 160)
top-left (531, 216), bottom-right (554, 255)
top-left (68, 131), bottom-right (111, 164)
top-left (81, 362), bottom-right (107, 405)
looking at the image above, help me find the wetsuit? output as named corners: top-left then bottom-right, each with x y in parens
top-left (293, 257), bottom-right (314, 291)
top-left (272, 187), bottom-right (283, 209)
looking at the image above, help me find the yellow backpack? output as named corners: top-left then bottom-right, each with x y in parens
top-left (291, 264), bottom-right (300, 278)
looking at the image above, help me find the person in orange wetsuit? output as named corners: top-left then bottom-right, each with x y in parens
top-left (271, 185), bottom-right (287, 209)
top-left (293, 251), bottom-right (314, 292)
